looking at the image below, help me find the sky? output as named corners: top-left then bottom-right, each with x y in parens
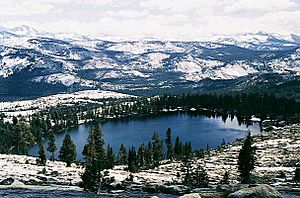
top-left (1, 0), bottom-right (300, 40)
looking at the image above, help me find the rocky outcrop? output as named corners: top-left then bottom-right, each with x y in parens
top-left (228, 184), bottom-right (283, 198)
top-left (179, 193), bottom-right (201, 198)
top-left (142, 183), bottom-right (189, 195)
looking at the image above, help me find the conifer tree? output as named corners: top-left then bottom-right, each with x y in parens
top-left (128, 146), bottom-right (138, 173)
top-left (294, 167), bottom-right (300, 183)
top-left (238, 131), bottom-right (255, 183)
top-left (220, 171), bottom-right (230, 184)
top-left (165, 128), bottom-right (174, 160)
top-left (118, 143), bottom-right (127, 165)
top-left (138, 143), bottom-right (145, 168)
top-left (47, 130), bottom-right (57, 161)
top-left (59, 133), bottom-right (77, 167)
top-left (190, 165), bottom-right (209, 188)
top-left (106, 144), bottom-right (114, 169)
top-left (174, 136), bottom-right (182, 160)
top-left (183, 141), bottom-right (193, 160)
top-left (145, 141), bottom-right (153, 168)
top-left (183, 162), bottom-right (209, 188)
top-left (14, 121), bottom-right (35, 155)
top-left (37, 142), bottom-right (47, 166)
top-left (182, 159), bottom-right (192, 185)
top-left (152, 132), bottom-right (163, 167)
top-left (81, 124), bottom-right (113, 192)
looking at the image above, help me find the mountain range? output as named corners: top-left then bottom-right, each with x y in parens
top-left (1, 25), bottom-right (300, 99)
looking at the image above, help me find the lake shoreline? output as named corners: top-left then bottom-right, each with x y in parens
top-left (29, 111), bottom-right (261, 160)
top-left (1, 123), bottom-right (300, 197)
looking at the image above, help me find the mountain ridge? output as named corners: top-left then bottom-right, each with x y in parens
top-left (1, 25), bottom-right (300, 98)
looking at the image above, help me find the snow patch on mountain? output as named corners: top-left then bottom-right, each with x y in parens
top-left (0, 90), bottom-right (135, 117)
top-left (175, 56), bottom-right (223, 74)
top-left (214, 62), bottom-right (258, 79)
top-left (97, 69), bottom-right (150, 79)
top-left (107, 41), bottom-right (185, 54)
top-left (32, 73), bottom-right (96, 87)
top-left (0, 56), bottom-right (29, 77)
top-left (147, 53), bottom-right (170, 68)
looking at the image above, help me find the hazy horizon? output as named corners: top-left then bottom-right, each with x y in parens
top-left (1, 0), bottom-right (300, 40)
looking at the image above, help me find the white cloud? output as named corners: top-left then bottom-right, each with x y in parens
top-left (1, 0), bottom-right (300, 40)
top-left (224, 0), bottom-right (299, 15)
top-left (0, 0), bottom-right (54, 16)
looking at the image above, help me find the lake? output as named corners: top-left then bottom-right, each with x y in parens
top-left (29, 112), bottom-right (260, 160)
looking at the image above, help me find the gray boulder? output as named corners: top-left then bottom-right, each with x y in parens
top-left (166, 185), bottom-right (190, 195)
top-left (228, 184), bottom-right (283, 198)
top-left (179, 193), bottom-right (201, 198)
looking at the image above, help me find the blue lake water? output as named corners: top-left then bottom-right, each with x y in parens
top-left (29, 112), bottom-right (260, 160)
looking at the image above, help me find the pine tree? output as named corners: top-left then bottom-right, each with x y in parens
top-left (191, 165), bottom-right (209, 188)
top-left (238, 131), bottom-right (255, 183)
top-left (220, 171), bottom-right (230, 184)
top-left (47, 130), bottom-right (57, 161)
top-left (14, 121), bottom-right (35, 155)
top-left (294, 167), bottom-right (300, 183)
top-left (138, 143), bottom-right (145, 168)
top-left (59, 133), bottom-right (77, 167)
top-left (128, 146), bottom-right (138, 173)
top-left (183, 163), bottom-right (209, 188)
top-left (106, 144), bottom-right (114, 169)
top-left (165, 128), bottom-right (174, 160)
top-left (118, 143), bottom-right (127, 165)
top-left (183, 141), bottom-right (193, 160)
top-left (187, 141), bottom-right (192, 159)
top-left (182, 159), bottom-right (192, 186)
top-left (81, 124), bottom-right (113, 192)
top-left (152, 132), bottom-right (163, 167)
top-left (174, 136), bottom-right (181, 160)
top-left (145, 141), bottom-right (153, 168)
top-left (37, 142), bottom-right (47, 166)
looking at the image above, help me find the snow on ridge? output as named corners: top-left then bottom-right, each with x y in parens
top-left (147, 53), bottom-right (170, 69)
top-left (107, 41), bottom-right (185, 54)
top-left (0, 90), bottom-right (136, 117)
top-left (97, 69), bottom-right (150, 79)
top-left (0, 56), bottom-right (29, 77)
top-left (32, 73), bottom-right (96, 87)
top-left (179, 60), bottom-right (259, 81)
top-left (213, 62), bottom-right (258, 80)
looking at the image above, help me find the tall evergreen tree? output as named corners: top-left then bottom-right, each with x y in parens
top-left (238, 131), bottom-right (256, 183)
top-left (118, 143), bottom-right (127, 165)
top-left (106, 144), bottom-right (115, 169)
top-left (81, 124), bottom-right (112, 192)
top-left (183, 141), bottom-right (193, 160)
top-left (47, 130), bottom-right (57, 161)
top-left (59, 133), bottom-right (77, 167)
top-left (294, 167), bottom-right (300, 183)
top-left (165, 128), bottom-right (174, 160)
top-left (145, 141), bottom-right (153, 168)
top-left (128, 146), bottom-right (138, 173)
top-left (37, 142), bottom-right (47, 166)
top-left (14, 121), bottom-right (35, 155)
top-left (174, 136), bottom-right (182, 160)
top-left (138, 143), bottom-right (145, 168)
top-left (152, 132), bottom-right (163, 167)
